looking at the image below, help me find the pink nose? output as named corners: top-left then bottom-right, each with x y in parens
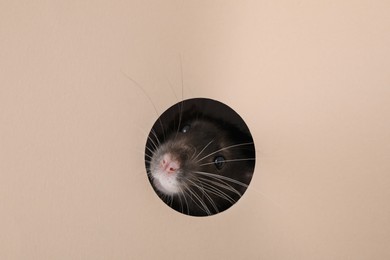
top-left (161, 154), bottom-right (180, 174)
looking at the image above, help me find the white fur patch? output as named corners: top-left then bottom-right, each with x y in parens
top-left (152, 170), bottom-right (180, 195)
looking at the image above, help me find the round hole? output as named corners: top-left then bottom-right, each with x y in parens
top-left (145, 98), bottom-right (256, 216)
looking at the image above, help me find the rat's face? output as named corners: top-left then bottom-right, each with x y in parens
top-left (147, 117), bottom-right (254, 216)
top-left (149, 119), bottom-right (225, 195)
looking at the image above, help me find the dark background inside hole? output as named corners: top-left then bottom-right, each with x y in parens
top-left (149, 98), bottom-right (253, 141)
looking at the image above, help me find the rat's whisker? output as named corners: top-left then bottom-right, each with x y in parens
top-left (192, 140), bottom-right (214, 161)
top-left (194, 171), bottom-right (249, 188)
top-left (196, 142), bottom-right (254, 163)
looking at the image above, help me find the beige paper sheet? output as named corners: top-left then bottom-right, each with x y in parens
top-left (1, 1), bottom-right (389, 259)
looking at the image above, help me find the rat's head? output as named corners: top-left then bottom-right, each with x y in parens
top-left (149, 117), bottom-right (252, 192)
top-left (145, 98), bottom-right (256, 216)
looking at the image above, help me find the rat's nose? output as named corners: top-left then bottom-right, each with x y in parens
top-left (161, 153), bottom-right (180, 174)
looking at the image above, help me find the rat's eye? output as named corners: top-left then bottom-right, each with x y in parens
top-left (214, 156), bottom-right (225, 170)
top-left (181, 125), bottom-right (191, 133)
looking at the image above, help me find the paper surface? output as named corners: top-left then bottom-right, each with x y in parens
top-left (1, 1), bottom-right (389, 259)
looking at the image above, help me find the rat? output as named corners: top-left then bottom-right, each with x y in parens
top-left (145, 98), bottom-right (255, 216)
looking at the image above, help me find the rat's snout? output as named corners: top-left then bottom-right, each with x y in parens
top-left (161, 153), bottom-right (180, 174)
